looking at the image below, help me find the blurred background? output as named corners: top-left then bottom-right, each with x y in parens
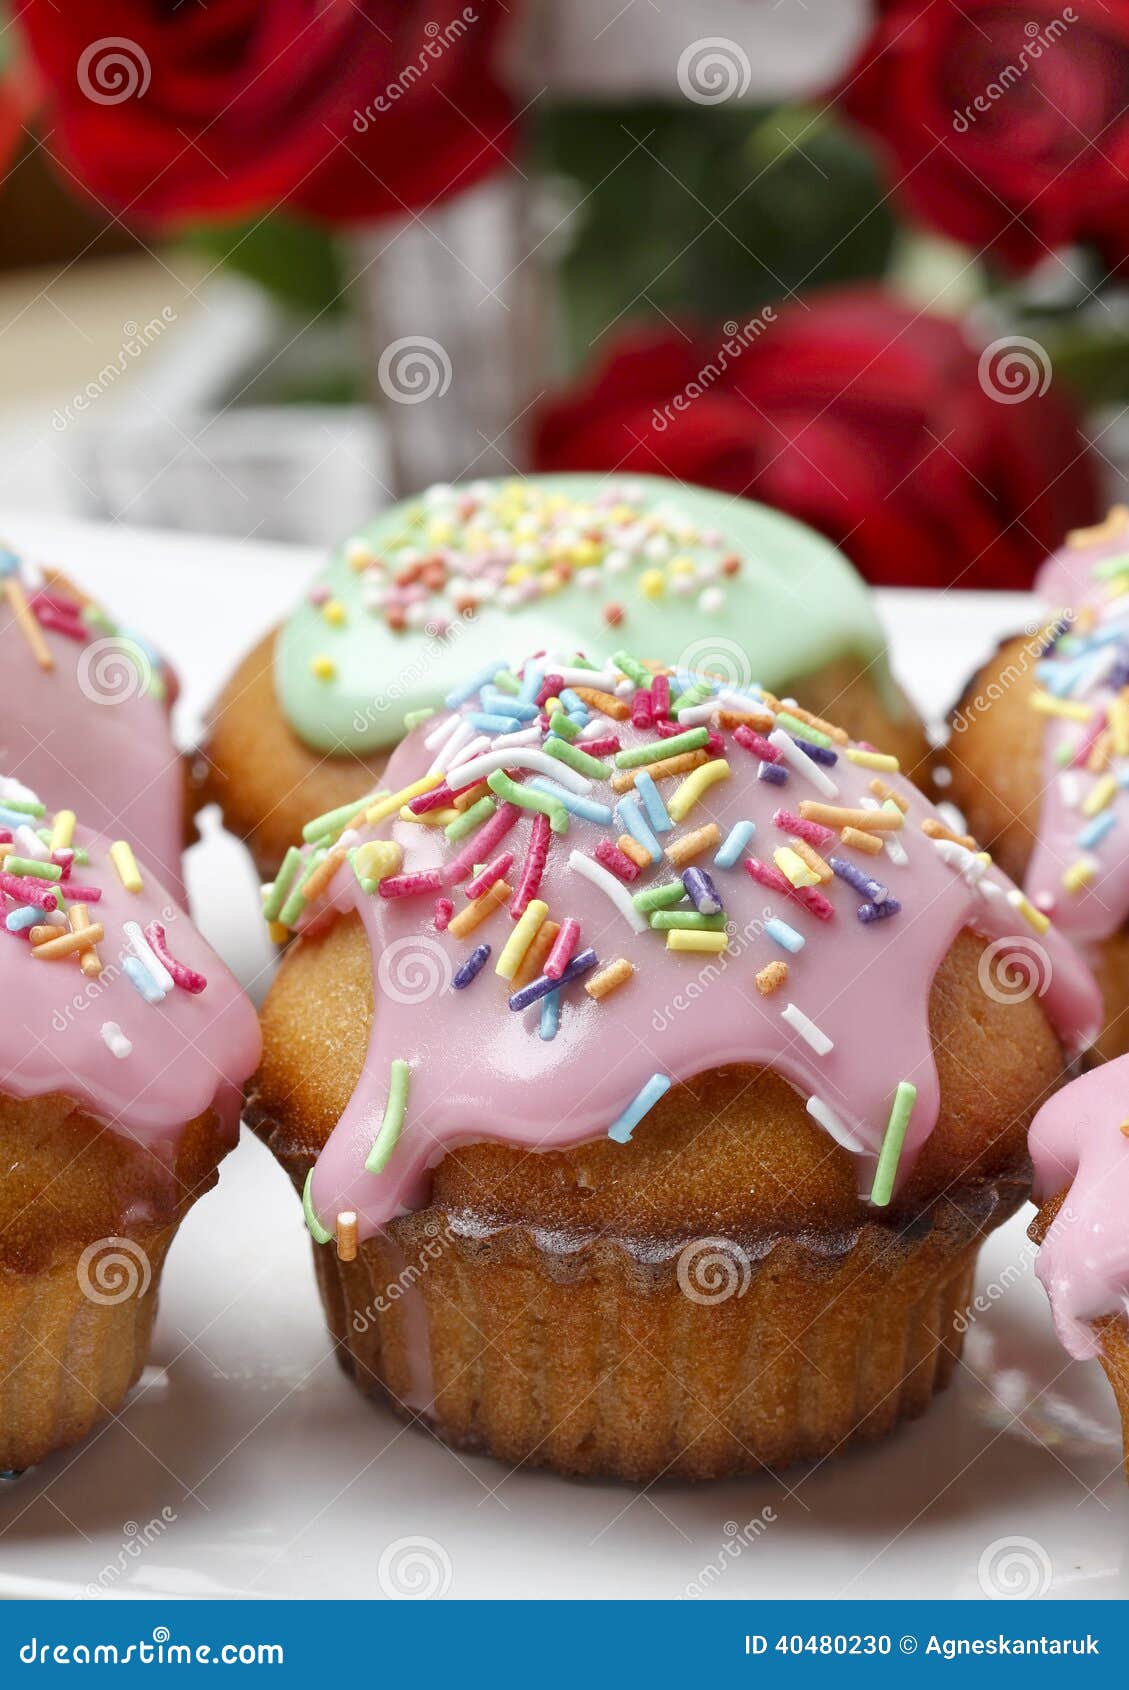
top-left (0, 0), bottom-right (1126, 588)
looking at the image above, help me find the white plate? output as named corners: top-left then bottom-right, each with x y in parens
top-left (0, 515), bottom-right (1124, 1602)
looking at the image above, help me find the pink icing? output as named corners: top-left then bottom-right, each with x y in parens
top-left (295, 667), bottom-right (1101, 1244)
top-left (0, 574), bottom-right (186, 902)
top-left (1030, 1055), bottom-right (1129, 1359)
top-left (0, 791), bottom-right (261, 1155)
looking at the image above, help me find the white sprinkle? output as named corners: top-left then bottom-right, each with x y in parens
top-left (884, 834), bottom-right (909, 868)
top-left (672, 701), bottom-right (718, 728)
top-left (781, 1003), bottom-right (833, 1056)
top-left (491, 726), bottom-right (543, 750)
top-left (123, 920), bottom-right (173, 995)
top-left (935, 800), bottom-right (969, 838)
top-left (448, 747), bottom-right (592, 795)
top-left (1059, 771), bottom-right (1081, 808)
top-left (568, 849), bottom-right (648, 933)
top-left (13, 824), bottom-right (47, 860)
top-left (806, 1096), bottom-right (864, 1154)
top-left (932, 837), bottom-right (986, 885)
top-left (101, 1022), bottom-right (132, 1060)
top-left (424, 710), bottom-right (465, 752)
top-left (544, 665), bottom-right (620, 691)
top-left (768, 728), bottom-right (839, 799)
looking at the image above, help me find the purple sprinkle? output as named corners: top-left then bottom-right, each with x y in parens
top-left (793, 736), bottom-right (838, 766)
top-left (857, 897), bottom-right (901, 924)
top-left (758, 761), bottom-right (788, 786)
top-left (508, 946), bottom-right (598, 1011)
top-left (682, 865), bottom-right (722, 916)
top-left (453, 943), bottom-right (491, 989)
top-left (829, 856), bottom-right (888, 904)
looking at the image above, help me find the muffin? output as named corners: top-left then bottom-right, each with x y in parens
top-left (947, 507), bottom-right (1129, 1061)
top-left (247, 647), bottom-right (1098, 1481)
top-left (198, 475), bottom-right (930, 877)
top-left (0, 547), bottom-right (186, 899)
top-left (0, 771), bottom-right (260, 1471)
top-left (1028, 1054), bottom-right (1129, 1479)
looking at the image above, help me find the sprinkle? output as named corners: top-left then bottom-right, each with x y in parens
top-left (781, 1003), bottom-right (833, 1056)
top-left (545, 917), bottom-right (580, 980)
top-left (444, 803), bottom-right (521, 883)
top-left (379, 868), bottom-right (445, 900)
top-left (434, 897), bottom-right (454, 931)
top-left (303, 795), bottom-right (373, 842)
top-left (1063, 857), bottom-right (1096, 892)
top-left (302, 1169), bottom-right (333, 1244)
top-left (466, 852), bottom-right (515, 899)
top-left (262, 846), bottom-right (303, 923)
top-left (571, 685), bottom-right (629, 720)
top-left (68, 903), bottom-right (103, 979)
top-left (845, 748), bottom-right (899, 772)
top-left (510, 810), bottom-right (552, 920)
top-left (857, 898), bottom-right (901, 923)
top-left (715, 819), bottom-right (755, 868)
top-left (100, 1022), bottom-right (132, 1061)
top-left (614, 727), bottom-right (709, 770)
top-left (1007, 888), bottom-right (1051, 934)
top-left (774, 845), bottom-right (820, 889)
top-left (681, 865), bottom-right (722, 914)
top-left (768, 728), bottom-right (838, 797)
top-left (5, 905), bottom-right (41, 933)
top-left (527, 778), bottom-right (613, 826)
top-left (1082, 774), bottom-right (1118, 818)
top-left (539, 989), bottom-right (561, 1040)
top-left (778, 700), bottom-right (848, 745)
top-left (570, 849), bottom-right (648, 931)
top-left (617, 834), bottom-right (651, 869)
top-left (666, 823), bottom-right (722, 868)
top-left (610, 749), bottom-right (709, 792)
top-left (123, 920), bottom-right (173, 995)
top-left (665, 758), bottom-right (730, 823)
top-left (445, 662), bottom-right (503, 709)
top-left (310, 655), bottom-right (335, 680)
top-left (366, 775), bottom-right (443, 825)
top-left (31, 923), bottom-right (105, 960)
top-left (756, 961), bottom-right (789, 995)
top-left (789, 839), bottom-right (833, 883)
top-left (634, 769), bottom-right (672, 834)
top-left (776, 710), bottom-right (830, 748)
top-left (548, 710), bottom-right (580, 742)
top-left (299, 845), bottom-right (348, 903)
top-left (920, 817), bottom-right (977, 851)
top-left (404, 708), bottom-right (435, 730)
top-left (649, 909), bottom-right (726, 931)
top-left (806, 1096), bottom-right (864, 1154)
top-left (586, 957), bottom-right (635, 999)
top-left (870, 1082), bottom-right (917, 1206)
top-left (838, 825), bottom-right (884, 856)
top-left (452, 747), bottom-right (591, 796)
top-left (508, 947), bottom-right (598, 1011)
top-left (632, 880), bottom-right (687, 912)
top-left (607, 1074), bottom-right (671, 1143)
top-left (5, 577), bottom-right (53, 669)
top-left (612, 649), bottom-right (651, 687)
top-left (453, 943), bottom-right (491, 989)
top-left (448, 879), bottom-right (511, 936)
top-left (666, 928), bottom-right (728, 954)
top-left (334, 1212), bottom-right (358, 1264)
top-left (49, 810), bottom-right (76, 853)
top-left (829, 856), bottom-right (887, 903)
top-left (109, 840), bottom-right (143, 894)
top-left (772, 807), bottom-right (833, 849)
top-left (733, 726), bottom-right (780, 762)
top-left (144, 921), bottom-right (207, 993)
top-left (543, 737), bottom-right (611, 782)
top-left (1030, 690), bottom-right (1092, 721)
top-left (496, 899), bottom-right (548, 980)
top-left (4, 855), bottom-right (60, 881)
top-left (0, 871), bottom-right (57, 910)
top-left (615, 794), bottom-right (661, 862)
top-left (354, 840), bottom-right (403, 885)
top-left (869, 779), bottom-right (908, 813)
top-left (444, 796), bottom-right (497, 843)
top-left (883, 832), bottom-right (910, 869)
top-left (799, 802), bottom-right (902, 833)
top-left (124, 956), bottom-right (164, 1004)
top-left (511, 918), bottom-right (560, 990)
top-left (594, 839), bottom-right (641, 882)
top-left (764, 917), bottom-right (804, 953)
top-left (486, 771), bottom-right (570, 835)
top-left (364, 1058), bottom-right (412, 1174)
top-left (758, 761), bottom-right (788, 787)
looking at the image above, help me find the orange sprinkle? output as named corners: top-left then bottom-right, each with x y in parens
top-left (448, 880), bottom-right (512, 938)
top-left (921, 817), bottom-right (976, 851)
top-left (798, 801), bottom-right (903, 832)
top-left (718, 708), bottom-right (774, 733)
top-left (789, 838), bottom-right (833, 884)
top-left (617, 833), bottom-right (651, 869)
top-left (572, 686), bottom-right (629, 721)
top-left (1067, 506), bottom-right (1129, 548)
top-left (31, 923), bottom-right (105, 960)
top-left (452, 780), bottom-right (491, 811)
top-left (756, 961), bottom-right (788, 995)
top-left (611, 749), bottom-right (709, 792)
top-left (300, 846), bottom-right (348, 903)
top-left (869, 778), bottom-right (908, 813)
top-left (4, 577), bottom-right (53, 670)
top-left (335, 1211), bottom-right (358, 1263)
top-left (840, 826), bottom-right (885, 855)
top-left (666, 823), bottom-right (721, 868)
top-left (70, 904), bottom-right (104, 981)
top-left (585, 958), bottom-right (635, 1000)
top-left (512, 919), bottom-right (560, 990)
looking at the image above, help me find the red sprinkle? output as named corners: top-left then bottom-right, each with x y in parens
top-left (734, 726), bottom-right (780, 762)
top-left (434, 897), bottom-right (454, 932)
top-left (144, 921), bottom-right (208, 993)
top-left (603, 603), bottom-right (624, 628)
top-left (594, 840), bottom-right (640, 883)
top-left (578, 734), bottom-right (620, 757)
top-left (466, 851), bottom-right (514, 899)
top-left (511, 811), bottom-right (551, 919)
top-left (772, 808), bottom-right (834, 848)
top-left (61, 884), bottom-right (102, 902)
top-left (544, 917), bottom-right (580, 980)
top-left (408, 782), bottom-right (457, 815)
top-left (379, 869), bottom-right (445, 899)
top-left (631, 690), bottom-right (654, 730)
top-left (0, 871), bottom-right (58, 910)
top-left (790, 885), bottom-right (835, 922)
top-left (32, 600), bottom-right (87, 641)
top-left (536, 674), bottom-right (564, 708)
top-left (743, 855), bottom-right (791, 897)
top-left (444, 803), bottom-right (521, 884)
top-left (651, 674), bottom-right (670, 721)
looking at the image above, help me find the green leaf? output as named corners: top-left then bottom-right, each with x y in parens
top-left (179, 211), bottom-right (346, 318)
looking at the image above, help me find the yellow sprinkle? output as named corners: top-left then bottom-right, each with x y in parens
top-left (354, 840), bottom-right (402, 883)
top-left (267, 920), bottom-right (290, 946)
top-left (310, 654), bottom-right (336, 681)
top-left (773, 845), bottom-right (820, 888)
top-left (1008, 890), bottom-right (1051, 934)
top-left (321, 599), bottom-right (346, 627)
top-left (399, 804), bottom-right (460, 827)
top-left (1029, 691), bottom-right (1092, 722)
top-left (585, 958), bottom-right (635, 1000)
top-left (109, 840), bottom-right (143, 893)
top-left (1063, 858), bottom-right (1095, 893)
top-left (666, 758), bottom-right (731, 823)
top-left (845, 748), bottom-right (899, 772)
top-left (1111, 696), bottom-right (1129, 758)
top-left (50, 809), bottom-right (76, 852)
top-left (638, 569), bottom-right (665, 600)
top-left (495, 899), bottom-right (548, 981)
top-left (1082, 774), bottom-right (1118, 818)
top-left (666, 929), bottom-right (728, 954)
top-left (366, 775), bottom-right (442, 825)
top-left (790, 838), bottom-right (833, 883)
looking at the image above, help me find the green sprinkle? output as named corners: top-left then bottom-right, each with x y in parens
top-left (365, 1059), bottom-right (411, 1174)
top-left (444, 795), bottom-right (496, 842)
top-left (302, 1169), bottom-right (333, 1245)
top-left (543, 736), bottom-right (610, 780)
top-left (776, 711), bottom-right (830, 747)
top-left (570, 653), bottom-right (597, 671)
top-left (632, 880), bottom-right (688, 912)
top-left (492, 668), bottom-right (521, 695)
top-left (263, 845), bottom-right (303, 923)
top-left (870, 1082), bottom-right (917, 1207)
top-left (81, 604), bottom-right (114, 634)
top-left (1093, 553), bottom-right (1129, 580)
top-left (1054, 741), bottom-right (1075, 767)
top-left (35, 830), bottom-right (88, 864)
top-left (6, 855), bottom-right (61, 880)
top-left (548, 710), bottom-right (580, 742)
top-left (649, 910), bottom-right (727, 931)
top-left (403, 707), bottom-right (435, 730)
top-left (615, 726), bottom-right (709, 769)
top-left (670, 682), bottom-right (711, 718)
top-left (1, 795), bottom-right (45, 818)
top-left (277, 849), bottom-right (325, 928)
top-left (486, 770), bottom-right (570, 834)
top-left (302, 796), bottom-right (372, 844)
top-left (148, 672), bottom-right (167, 702)
top-left (612, 649), bottom-right (651, 688)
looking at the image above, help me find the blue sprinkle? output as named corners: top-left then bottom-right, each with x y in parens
top-left (857, 898), bottom-right (902, 924)
top-left (608, 1074), bottom-right (672, 1144)
top-left (467, 712), bottom-right (523, 735)
top-left (509, 948), bottom-right (598, 1012)
top-left (765, 917), bottom-right (804, 954)
top-left (527, 779), bottom-right (613, 826)
top-left (635, 770), bottom-right (672, 834)
top-left (615, 794), bottom-right (661, 863)
top-left (558, 688), bottom-right (589, 724)
top-left (1077, 811), bottom-right (1117, 850)
top-left (682, 865), bottom-right (722, 915)
top-left (453, 943), bottom-right (491, 989)
top-left (123, 955), bottom-right (166, 1004)
top-left (829, 856), bottom-right (888, 904)
top-left (0, 806), bottom-right (35, 831)
top-left (5, 905), bottom-right (42, 933)
top-left (539, 988), bottom-right (561, 1041)
top-left (793, 736), bottom-right (838, 766)
top-left (446, 662), bottom-right (503, 709)
top-left (519, 661), bottom-right (545, 704)
top-left (0, 549), bottom-right (21, 578)
top-left (758, 761), bottom-right (788, 786)
top-left (480, 691), bottom-right (538, 722)
top-left (715, 819), bottom-right (755, 869)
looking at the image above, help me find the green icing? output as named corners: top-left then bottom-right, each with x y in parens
top-left (277, 474), bottom-right (898, 755)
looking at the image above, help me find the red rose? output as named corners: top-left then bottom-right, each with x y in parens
top-left (16, 2), bottom-right (514, 228)
top-left (840, 1), bottom-right (1129, 273)
top-left (533, 288), bottom-right (1100, 591)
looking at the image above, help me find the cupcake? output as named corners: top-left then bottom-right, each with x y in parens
top-left (947, 507), bottom-right (1129, 1061)
top-left (0, 772), bottom-right (260, 1472)
top-left (247, 648), bottom-right (1098, 1481)
top-left (199, 475), bottom-right (930, 876)
top-left (0, 547), bottom-right (185, 898)
top-left (1028, 1055), bottom-right (1129, 1478)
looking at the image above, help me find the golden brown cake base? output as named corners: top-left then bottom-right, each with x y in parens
top-left (197, 630), bottom-right (933, 878)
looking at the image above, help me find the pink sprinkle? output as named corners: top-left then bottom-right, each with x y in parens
top-left (734, 726), bottom-right (780, 762)
top-left (536, 673), bottom-right (564, 708)
top-left (651, 674), bottom-right (670, 721)
top-left (511, 811), bottom-right (551, 919)
top-left (434, 897), bottom-right (454, 932)
top-left (544, 917), bottom-right (580, 980)
top-left (0, 871), bottom-right (58, 910)
top-left (705, 729), bottom-right (724, 756)
top-left (579, 734), bottom-right (620, 757)
top-left (408, 780), bottom-right (463, 814)
top-left (466, 851), bottom-right (514, 899)
top-left (32, 601), bottom-right (86, 641)
top-left (308, 583), bottom-right (331, 606)
top-left (444, 802), bottom-right (521, 885)
top-left (655, 719), bottom-right (683, 738)
top-left (62, 883), bottom-right (102, 902)
top-left (144, 921), bottom-right (207, 993)
top-left (0, 830), bottom-right (11, 845)
top-left (631, 690), bottom-right (654, 730)
top-left (743, 855), bottom-right (791, 897)
top-left (380, 869), bottom-right (445, 900)
top-left (772, 808), bottom-right (834, 848)
top-left (51, 849), bottom-right (74, 880)
top-left (594, 839), bottom-right (640, 883)
top-left (791, 885), bottom-right (835, 922)
top-left (1071, 713), bottom-right (1105, 769)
